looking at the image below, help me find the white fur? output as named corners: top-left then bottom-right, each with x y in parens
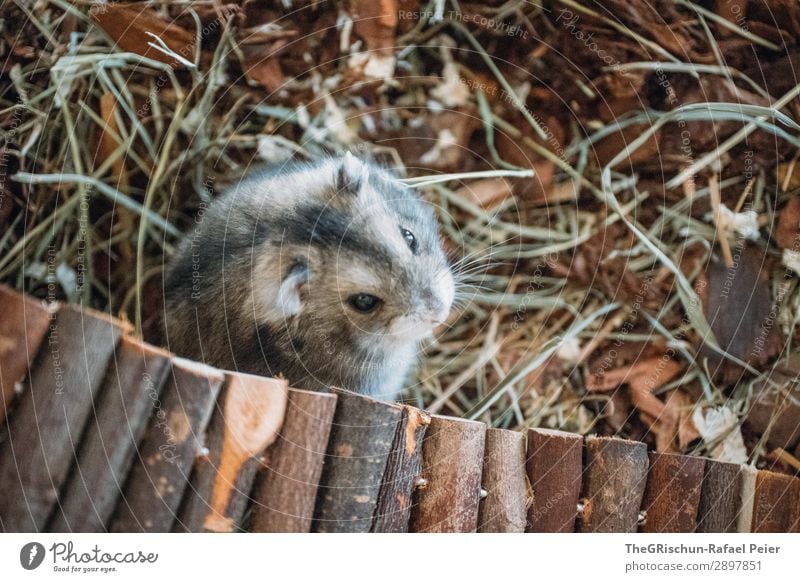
top-left (433, 268), bottom-right (456, 323)
top-left (341, 265), bottom-right (381, 291)
top-left (276, 267), bottom-right (307, 316)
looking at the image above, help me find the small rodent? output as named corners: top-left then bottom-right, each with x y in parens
top-left (163, 153), bottom-right (455, 400)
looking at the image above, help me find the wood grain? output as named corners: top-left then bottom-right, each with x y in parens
top-left (371, 405), bottom-right (430, 532)
top-left (696, 459), bottom-right (742, 533)
top-left (0, 304), bottom-right (127, 532)
top-left (0, 285), bottom-right (53, 424)
top-left (577, 436), bottom-right (649, 533)
top-left (409, 415), bottom-right (487, 532)
top-left (178, 373), bottom-right (287, 532)
top-left (750, 471), bottom-right (800, 533)
top-left (249, 388), bottom-right (338, 532)
top-left (49, 337), bottom-right (172, 532)
top-left (110, 358), bottom-right (223, 532)
top-left (175, 373), bottom-right (288, 532)
top-left (478, 428), bottom-right (528, 532)
top-left (639, 452), bottom-right (706, 532)
top-left (312, 388), bottom-right (403, 532)
top-left (737, 465), bottom-right (757, 533)
top-left (525, 428), bottom-right (583, 532)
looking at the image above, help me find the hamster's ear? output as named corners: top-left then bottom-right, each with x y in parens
top-left (336, 152), bottom-right (368, 195)
top-left (276, 261), bottom-right (309, 317)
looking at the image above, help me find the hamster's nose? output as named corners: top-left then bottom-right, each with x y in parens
top-left (420, 289), bottom-right (447, 323)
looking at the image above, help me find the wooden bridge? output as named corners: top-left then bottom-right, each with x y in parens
top-left (0, 285), bottom-right (798, 533)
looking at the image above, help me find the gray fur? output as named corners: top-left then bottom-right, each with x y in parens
top-left (163, 154), bottom-right (454, 400)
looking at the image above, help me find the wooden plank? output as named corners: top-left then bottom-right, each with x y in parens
top-left (0, 304), bottom-right (127, 532)
top-left (478, 428), bottom-right (528, 532)
top-left (525, 428), bottom-right (583, 533)
top-left (109, 358), bottom-right (223, 532)
top-left (695, 459), bottom-right (742, 533)
top-left (312, 388), bottom-right (403, 532)
top-left (0, 286), bottom-right (53, 424)
top-left (750, 471), bottom-right (800, 533)
top-left (639, 452), bottom-right (706, 532)
top-left (577, 436), bottom-right (649, 533)
top-left (794, 477), bottom-right (800, 533)
top-left (371, 405), bottom-right (430, 532)
top-left (49, 337), bottom-right (172, 532)
top-left (737, 465), bottom-right (757, 533)
top-left (175, 373), bottom-right (288, 532)
top-left (409, 415), bottom-right (486, 533)
top-left (249, 388), bottom-right (337, 533)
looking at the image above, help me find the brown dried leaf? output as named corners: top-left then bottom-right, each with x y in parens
top-left (455, 179), bottom-right (512, 209)
top-left (587, 355), bottom-right (685, 451)
top-left (603, 390), bottom-right (633, 433)
top-left (495, 115), bottom-right (562, 199)
top-left (593, 124), bottom-right (660, 168)
top-left (774, 197), bottom-right (800, 250)
top-left (387, 111), bottom-right (480, 171)
top-left (659, 78), bottom-right (776, 169)
top-left (659, 388), bottom-right (701, 453)
top-left (715, 0), bottom-right (748, 34)
top-left (90, 3), bottom-right (195, 68)
top-left (556, 226), bottom-right (647, 303)
top-left (351, 0), bottom-right (398, 55)
top-left (697, 246), bottom-right (783, 383)
top-left (587, 356), bottom-right (683, 394)
top-left (746, 354), bottom-right (800, 450)
top-left (242, 44), bottom-right (285, 92)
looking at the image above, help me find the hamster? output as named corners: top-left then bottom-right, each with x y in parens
top-left (163, 153), bottom-right (455, 400)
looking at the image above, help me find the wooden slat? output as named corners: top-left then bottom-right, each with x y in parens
top-left (175, 373), bottom-right (288, 532)
top-left (312, 388), bottom-right (403, 532)
top-left (639, 452), bottom-right (706, 532)
top-left (371, 406), bottom-right (430, 532)
top-left (737, 465), bottom-right (757, 533)
top-left (49, 337), bottom-right (172, 532)
top-left (525, 428), bottom-right (583, 532)
top-left (750, 471), bottom-right (800, 533)
top-left (478, 428), bottom-right (527, 532)
top-left (0, 304), bottom-right (127, 532)
top-left (0, 286), bottom-right (53, 424)
top-left (696, 459), bottom-right (742, 533)
top-left (249, 388), bottom-right (338, 532)
top-left (577, 436), bottom-right (649, 532)
top-left (110, 358), bottom-right (223, 532)
top-left (409, 415), bottom-right (486, 533)
top-left (794, 477), bottom-right (800, 533)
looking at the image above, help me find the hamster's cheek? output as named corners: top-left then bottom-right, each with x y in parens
top-left (434, 269), bottom-right (456, 317)
top-left (385, 315), bottom-right (435, 342)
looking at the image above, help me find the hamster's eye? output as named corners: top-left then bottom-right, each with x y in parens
top-left (347, 293), bottom-right (382, 313)
top-left (400, 227), bottom-right (418, 253)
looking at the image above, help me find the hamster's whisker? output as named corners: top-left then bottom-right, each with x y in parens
top-left (450, 234), bottom-right (517, 261)
top-left (454, 259), bottom-right (509, 271)
top-left (455, 282), bottom-right (497, 292)
top-left (449, 295), bottom-right (476, 312)
top-left (448, 244), bottom-right (506, 268)
top-left (450, 251), bottom-right (511, 275)
top-left (450, 248), bottom-right (505, 270)
top-left (452, 263), bottom-right (509, 280)
top-left (453, 287), bottom-right (496, 300)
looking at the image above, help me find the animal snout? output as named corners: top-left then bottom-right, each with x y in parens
top-left (420, 288), bottom-right (447, 322)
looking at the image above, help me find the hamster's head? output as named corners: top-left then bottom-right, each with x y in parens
top-left (255, 154), bottom-right (455, 359)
